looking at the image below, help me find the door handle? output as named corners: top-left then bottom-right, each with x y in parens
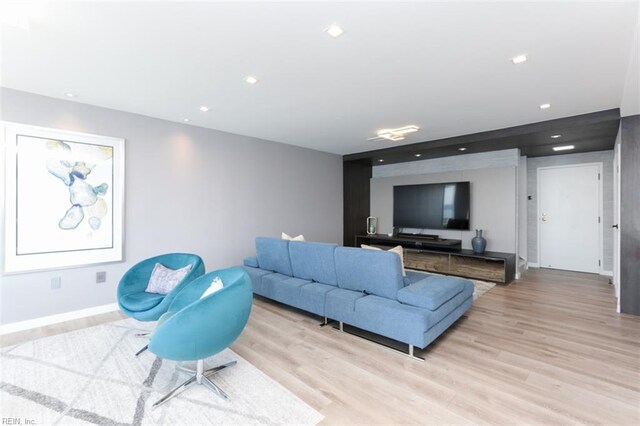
top-left (612, 224), bottom-right (619, 229)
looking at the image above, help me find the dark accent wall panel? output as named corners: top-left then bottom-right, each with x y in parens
top-left (343, 160), bottom-right (372, 246)
top-left (620, 115), bottom-right (640, 316)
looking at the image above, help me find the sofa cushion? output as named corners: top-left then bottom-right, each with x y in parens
top-left (361, 244), bottom-right (406, 276)
top-left (403, 270), bottom-right (431, 286)
top-left (325, 288), bottom-right (368, 324)
top-left (268, 277), bottom-right (311, 307)
top-left (334, 247), bottom-right (404, 300)
top-left (255, 237), bottom-right (293, 276)
top-left (261, 272), bottom-right (292, 299)
top-left (297, 282), bottom-right (337, 316)
top-left (289, 241), bottom-right (338, 285)
top-left (397, 275), bottom-right (468, 311)
top-left (241, 266), bottom-right (275, 296)
top-left (243, 256), bottom-right (259, 268)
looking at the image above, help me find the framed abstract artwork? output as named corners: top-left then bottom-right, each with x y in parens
top-left (3, 122), bottom-right (125, 273)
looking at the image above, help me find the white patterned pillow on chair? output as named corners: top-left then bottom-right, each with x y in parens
top-left (145, 263), bottom-right (193, 295)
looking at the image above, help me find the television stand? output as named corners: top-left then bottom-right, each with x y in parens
top-left (397, 232), bottom-right (439, 240)
top-left (355, 234), bottom-right (515, 284)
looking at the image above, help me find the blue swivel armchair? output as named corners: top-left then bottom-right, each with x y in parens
top-left (117, 253), bottom-right (205, 322)
top-left (148, 267), bottom-right (253, 408)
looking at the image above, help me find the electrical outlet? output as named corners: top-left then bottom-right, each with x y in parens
top-left (51, 277), bottom-right (61, 290)
top-left (96, 271), bottom-right (106, 283)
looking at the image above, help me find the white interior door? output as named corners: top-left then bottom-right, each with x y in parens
top-left (538, 164), bottom-right (601, 273)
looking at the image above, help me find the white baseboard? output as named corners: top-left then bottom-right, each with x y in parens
top-left (528, 262), bottom-right (540, 268)
top-left (600, 270), bottom-right (613, 277)
top-left (0, 303), bottom-right (120, 335)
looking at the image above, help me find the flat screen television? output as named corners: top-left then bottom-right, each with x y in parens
top-left (393, 182), bottom-right (470, 230)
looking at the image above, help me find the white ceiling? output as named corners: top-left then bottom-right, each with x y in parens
top-left (1, 1), bottom-right (638, 155)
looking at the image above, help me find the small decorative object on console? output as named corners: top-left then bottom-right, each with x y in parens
top-left (366, 216), bottom-right (377, 235)
top-left (472, 229), bottom-right (487, 254)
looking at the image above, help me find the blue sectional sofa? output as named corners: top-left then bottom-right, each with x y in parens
top-left (242, 237), bottom-right (474, 353)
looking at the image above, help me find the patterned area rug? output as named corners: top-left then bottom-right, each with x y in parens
top-left (470, 278), bottom-right (496, 300)
top-left (0, 319), bottom-right (323, 425)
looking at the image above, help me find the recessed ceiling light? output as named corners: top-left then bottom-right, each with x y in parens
top-left (65, 93), bottom-right (75, 98)
top-left (553, 145), bottom-right (575, 152)
top-left (183, 118), bottom-right (190, 122)
top-left (245, 76), bottom-right (259, 85)
top-left (378, 159), bottom-right (384, 163)
top-left (368, 125), bottom-right (420, 142)
top-left (325, 24), bottom-right (345, 38)
top-left (458, 147), bottom-right (467, 151)
top-left (415, 154), bottom-right (422, 157)
top-left (540, 103), bottom-right (552, 109)
top-left (511, 54), bottom-right (528, 64)
top-left (199, 106), bottom-right (209, 112)
top-left (550, 134), bottom-right (562, 139)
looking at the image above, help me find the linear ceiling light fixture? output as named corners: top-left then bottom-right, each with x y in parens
top-left (368, 125), bottom-right (419, 142)
top-left (539, 103), bottom-right (552, 109)
top-left (553, 145), bottom-right (575, 152)
top-left (245, 76), bottom-right (259, 85)
top-left (511, 54), bottom-right (528, 64)
top-left (325, 24), bottom-right (345, 38)
top-left (550, 134), bottom-right (562, 139)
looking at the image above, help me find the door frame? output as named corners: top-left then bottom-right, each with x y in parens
top-left (536, 162), bottom-right (603, 274)
top-left (613, 144), bottom-right (621, 311)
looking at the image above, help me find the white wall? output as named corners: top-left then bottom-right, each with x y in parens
top-left (370, 150), bottom-right (519, 253)
top-left (0, 88), bottom-right (343, 324)
top-left (621, 21), bottom-right (639, 117)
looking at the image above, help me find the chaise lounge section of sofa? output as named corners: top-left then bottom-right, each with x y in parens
top-left (241, 237), bottom-right (473, 357)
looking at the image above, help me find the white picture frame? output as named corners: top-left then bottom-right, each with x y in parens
top-left (2, 122), bottom-right (125, 273)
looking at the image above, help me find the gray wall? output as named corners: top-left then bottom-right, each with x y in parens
top-left (518, 156), bottom-right (528, 262)
top-left (526, 150), bottom-right (614, 270)
top-left (370, 166), bottom-right (517, 253)
top-left (372, 149), bottom-right (519, 178)
top-left (0, 88), bottom-right (343, 324)
top-left (620, 115), bottom-right (640, 315)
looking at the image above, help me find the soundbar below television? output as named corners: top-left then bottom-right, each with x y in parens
top-left (393, 182), bottom-right (470, 230)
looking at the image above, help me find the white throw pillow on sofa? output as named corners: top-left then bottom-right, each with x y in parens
top-left (361, 244), bottom-right (406, 276)
top-left (282, 232), bottom-right (305, 241)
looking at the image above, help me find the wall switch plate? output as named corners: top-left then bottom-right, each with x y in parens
top-left (51, 277), bottom-right (61, 290)
top-left (96, 271), bottom-right (106, 283)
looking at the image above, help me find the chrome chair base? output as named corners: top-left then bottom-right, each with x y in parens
top-left (135, 344), bottom-right (148, 357)
top-left (153, 359), bottom-right (236, 408)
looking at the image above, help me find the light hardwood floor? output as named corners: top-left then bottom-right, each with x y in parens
top-left (2, 268), bottom-right (639, 424)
